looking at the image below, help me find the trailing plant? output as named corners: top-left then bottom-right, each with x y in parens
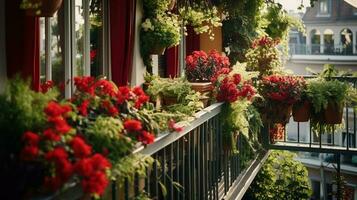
top-left (140, 13), bottom-right (181, 73)
top-left (185, 50), bottom-right (230, 82)
top-left (221, 0), bottom-right (265, 64)
top-left (244, 151), bottom-right (312, 200)
top-left (142, 0), bottom-right (171, 18)
top-left (245, 36), bottom-right (283, 76)
top-left (179, 4), bottom-right (222, 40)
top-left (146, 77), bottom-right (204, 115)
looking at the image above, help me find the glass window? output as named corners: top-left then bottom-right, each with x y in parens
top-left (39, 0), bottom-right (108, 97)
top-left (319, 0), bottom-right (330, 15)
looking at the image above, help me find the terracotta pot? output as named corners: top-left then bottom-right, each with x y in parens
top-left (163, 96), bottom-right (177, 106)
top-left (292, 101), bottom-right (311, 122)
top-left (189, 82), bottom-right (213, 94)
top-left (324, 102), bottom-right (343, 124)
top-left (168, 0), bottom-right (176, 10)
top-left (264, 104), bottom-right (292, 124)
top-left (25, 0), bottom-right (63, 17)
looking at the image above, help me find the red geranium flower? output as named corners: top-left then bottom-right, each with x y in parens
top-left (138, 131), bottom-right (155, 145)
top-left (43, 128), bottom-right (61, 141)
top-left (71, 136), bottom-right (92, 159)
top-left (22, 131), bottom-right (40, 146)
top-left (124, 119), bottom-right (142, 132)
top-left (21, 145), bottom-right (39, 161)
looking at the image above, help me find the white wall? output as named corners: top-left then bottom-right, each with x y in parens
top-left (130, 0), bottom-right (146, 87)
top-left (0, 0), bottom-right (7, 93)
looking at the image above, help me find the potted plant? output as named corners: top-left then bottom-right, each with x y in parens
top-left (245, 36), bottom-right (283, 77)
top-left (140, 14), bottom-right (181, 55)
top-left (259, 75), bottom-right (305, 124)
top-left (20, 0), bottom-right (63, 17)
top-left (142, 0), bottom-right (172, 17)
top-left (185, 50), bottom-right (230, 95)
top-left (306, 79), bottom-right (350, 125)
top-left (292, 78), bottom-right (310, 122)
top-left (179, 4), bottom-right (222, 40)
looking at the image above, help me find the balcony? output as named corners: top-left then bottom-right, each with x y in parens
top-left (40, 103), bottom-right (269, 200)
top-left (288, 44), bottom-right (357, 65)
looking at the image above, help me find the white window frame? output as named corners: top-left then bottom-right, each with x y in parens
top-left (42, 0), bottom-right (110, 98)
top-left (317, 0), bottom-right (331, 17)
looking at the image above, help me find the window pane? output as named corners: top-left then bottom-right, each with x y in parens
top-left (51, 8), bottom-right (65, 92)
top-left (75, 0), bottom-right (85, 77)
top-left (90, 0), bottom-right (104, 77)
top-left (40, 18), bottom-right (46, 83)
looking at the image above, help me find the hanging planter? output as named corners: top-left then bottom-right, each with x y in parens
top-left (324, 102), bottom-right (343, 124)
top-left (292, 101), bottom-right (311, 122)
top-left (264, 104), bottom-right (292, 125)
top-left (150, 45), bottom-right (166, 55)
top-left (21, 0), bottom-right (63, 17)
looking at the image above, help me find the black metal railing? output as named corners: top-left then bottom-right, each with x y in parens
top-left (265, 77), bottom-right (357, 154)
top-left (49, 103), bottom-right (268, 200)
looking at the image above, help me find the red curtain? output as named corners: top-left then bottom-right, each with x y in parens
top-left (165, 46), bottom-right (179, 77)
top-left (5, 0), bottom-right (40, 91)
top-left (185, 26), bottom-right (200, 56)
top-left (110, 0), bottom-right (136, 86)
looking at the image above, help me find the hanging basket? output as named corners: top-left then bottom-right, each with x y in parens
top-left (263, 104), bottom-right (292, 125)
top-left (168, 0), bottom-right (176, 10)
top-left (324, 102), bottom-right (343, 124)
top-left (292, 101), bottom-right (311, 122)
top-left (24, 0), bottom-right (63, 17)
top-left (150, 45), bottom-right (166, 55)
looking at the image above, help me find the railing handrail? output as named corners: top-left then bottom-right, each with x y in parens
top-left (133, 102), bottom-right (224, 155)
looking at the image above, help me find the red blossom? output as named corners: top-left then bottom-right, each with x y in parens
top-left (22, 131), bottom-right (40, 146)
top-left (101, 100), bottom-right (119, 116)
top-left (45, 147), bottom-right (68, 162)
top-left (40, 80), bottom-right (54, 93)
top-left (135, 95), bottom-right (149, 109)
top-left (43, 129), bottom-right (61, 141)
top-left (21, 145), bottom-right (39, 161)
top-left (74, 158), bottom-right (94, 177)
top-left (124, 119), bottom-right (143, 132)
top-left (48, 116), bottom-right (72, 134)
top-left (138, 131), bottom-right (155, 145)
top-left (94, 79), bottom-right (116, 97)
top-left (78, 99), bottom-right (90, 116)
top-left (117, 86), bottom-right (131, 104)
top-left (168, 119), bottom-right (183, 132)
top-left (70, 137), bottom-right (92, 159)
top-left (74, 76), bottom-right (95, 96)
top-left (81, 172), bottom-right (109, 195)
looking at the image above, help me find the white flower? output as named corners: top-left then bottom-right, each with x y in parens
top-left (142, 19), bottom-right (154, 31)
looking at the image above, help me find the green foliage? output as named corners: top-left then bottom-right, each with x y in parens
top-left (84, 116), bottom-right (133, 162)
top-left (142, 0), bottom-right (171, 18)
top-left (179, 4), bottom-right (222, 40)
top-left (165, 92), bottom-right (204, 116)
top-left (245, 151), bottom-right (312, 200)
top-left (0, 78), bottom-right (58, 155)
top-left (111, 154), bottom-right (154, 184)
top-left (147, 77), bottom-right (192, 101)
top-left (263, 3), bottom-right (305, 55)
top-left (222, 0), bottom-right (265, 64)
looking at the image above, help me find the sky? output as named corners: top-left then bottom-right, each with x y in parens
top-left (276, 0), bottom-right (310, 12)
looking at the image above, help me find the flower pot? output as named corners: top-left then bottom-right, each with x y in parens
top-left (292, 101), bottom-right (311, 122)
top-left (163, 96), bottom-right (177, 106)
top-left (264, 104), bottom-right (292, 124)
top-left (25, 0), bottom-right (63, 17)
top-left (150, 45), bottom-right (166, 55)
top-left (168, 0), bottom-right (176, 10)
top-left (324, 102), bottom-right (343, 124)
top-left (189, 82), bottom-right (213, 94)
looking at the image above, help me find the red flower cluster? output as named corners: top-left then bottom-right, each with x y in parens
top-left (185, 50), bottom-right (230, 82)
top-left (40, 80), bottom-right (54, 93)
top-left (251, 36), bottom-right (280, 49)
top-left (216, 74), bottom-right (256, 103)
top-left (261, 75), bottom-right (305, 105)
top-left (124, 119), bottom-right (155, 145)
top-left (90, 49), bottom-right (97, 62)
top-left (21, 101), bottom-right (112, 196)
top-left (168, 119), bottom-right (183, 132)
top-left (73, 77), bottom-right (150, 117)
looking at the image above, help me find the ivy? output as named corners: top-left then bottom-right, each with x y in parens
top-left (244, 151), bottom-right (312, 200)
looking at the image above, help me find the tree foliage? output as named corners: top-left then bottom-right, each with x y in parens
top-left (244, 151), bottom-right (312, 200)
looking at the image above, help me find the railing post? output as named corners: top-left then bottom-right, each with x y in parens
top-left (261, 124), bottom-right (270, 149)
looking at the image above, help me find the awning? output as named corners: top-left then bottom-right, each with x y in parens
top-left (344, 0), bottom-right (357, 8)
